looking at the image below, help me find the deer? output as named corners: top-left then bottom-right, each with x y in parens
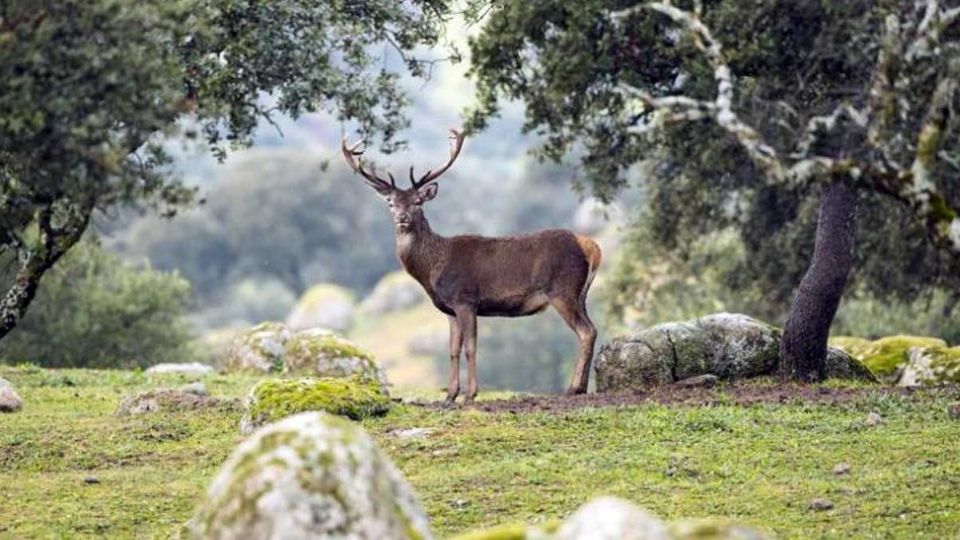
top-left (341, 129), bottom-right (601, 404)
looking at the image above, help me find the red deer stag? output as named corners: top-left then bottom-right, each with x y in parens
top-left (341, 130), bottom-right (601, 404)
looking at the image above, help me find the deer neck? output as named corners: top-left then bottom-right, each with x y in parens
top-left (395, 218), bottom-right (445, 284)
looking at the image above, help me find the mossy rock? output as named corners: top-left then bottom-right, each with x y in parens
top-left (116, 389), bottom-right (238, 416)
top-left (830, 335), bottom-right (948, 381)
top-left (286, 283), bottom-right (355, 332)
top-left (899, 346), bottom-right (960, 387)
top-left (669, 519), bottom-right (769, 539)
top-left (282, 328), bottom-right (388, 387)
top-left (221, 321), bottom-right (291, 373)
top-left (187, 412), bottom-right (431, 540)
top-left (240, 377), bottom-right (390, 434)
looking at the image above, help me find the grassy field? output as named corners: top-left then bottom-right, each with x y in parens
top-left (1, 366), bottom-right (959, 539)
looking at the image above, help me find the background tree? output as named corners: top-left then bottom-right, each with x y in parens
top-left (0, 0), bottom-right (451, 340)
top-left (467, 0), bottom-right (960, 381)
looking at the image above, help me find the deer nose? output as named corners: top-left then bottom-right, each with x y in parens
top-left (397, 212), bottom-right (411, 222)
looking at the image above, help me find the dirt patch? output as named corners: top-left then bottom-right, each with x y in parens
top-left (414, 382), bottom-right (960, 414)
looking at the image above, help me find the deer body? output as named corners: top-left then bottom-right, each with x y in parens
top-left (342, 130), bottom-right (600, 403)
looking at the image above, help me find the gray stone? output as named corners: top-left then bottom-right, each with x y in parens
top-left (359, 271), bottom-right (426, 315)
top-left (809, 498), bottom-right (834, 511)
top-left (286, 284), bottom-right (355, 332)
top-left (554, 497), bottom-right (669, 540)
top-left (187, 412), bottom-right (432, 540)
top-left (116, 389), bottom-right (233, 416)
top-left (145, 362), bottom-right (216, 376)
top-left (0, 376), bottom-right (22, 413)
top-left (181, 382), bottom-right (208, 396)
top-left (596, 313), bottom-right (876, 392)
top-left (221, 322), bottom-right (292, 373)
top-left (833, 463), bottom-right (851, 475)
top-left (865, 411), bottom-right (884, 427)
top-left (674, 374), bottom-right (719, 388)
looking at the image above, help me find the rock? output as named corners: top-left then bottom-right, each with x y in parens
top-left (286, 283), bottom-right (355, 332)
top-left (898, 346), bottom-right (960, 387)
top-left (808, 498), bottom-right (834, 511)
top-left (359, 271), bottom-right (426, 315)
top-left (674, 374), bottom-right (719, 388)
top-left (392, 427), bottom-right (436, 440)
top-left (145, 362), bottom-right (216, 376)
top-left (84, 476), bottom-right (100, 485)
top-left (864, 411), bottom-right (884, 427)
top-left (824, 347), bottom-right (876, 381)
top-left (833, 463), bottom-right (851, 475)
top-left (0, 376), bottom-right (23, 413)
top-left (596, 313), bottom-right (875, 392)
top-left (116, 389), bottom-right (235, 416)
top-left (181, 382), bottom-right (207, 396)
top-left (669, 519), bottom-right (769, 539)
top-left (948, 402), bottom-right (960, 420)
top-left (555, 497), bottom-right (670, 540)
top-left (282, 328), bottom-right (388, 387)
top-left (221, 321), bottom-right (292, 373)
top-left (830, 335), bottom-right (947, 382)
top-left (186, 412), bottom-right (431, 540)
top-left (240, 377), bottom-right (391, 435)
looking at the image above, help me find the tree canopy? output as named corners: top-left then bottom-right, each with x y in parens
top-left (0, 0), bottom-right (452, 339)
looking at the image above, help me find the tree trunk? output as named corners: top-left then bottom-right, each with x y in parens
top-left (780, 181), bottom-right (858, 382)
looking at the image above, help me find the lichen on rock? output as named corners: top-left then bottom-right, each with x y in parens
top-left (240, 377), bottom-right (391, 434)
top-left (116, 388), bottom-right (236, 416)
top-left (283, 328), bottom-right (387, 387)
top-left (596, 313), bottom-right (875, 392)
top-left (359, 271), bottom-right (426, 316)
top-left (898, 346), bottom-right (960, 387)
top-left (221, 321), bottom-right (292, 373)
top-left (187, 412), bottom-right (431, 540)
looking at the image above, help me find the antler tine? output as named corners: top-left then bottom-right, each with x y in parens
top-left (340, 135), bottom-right (393, 191)
top-left (411, 129), bottom-right (466, 189)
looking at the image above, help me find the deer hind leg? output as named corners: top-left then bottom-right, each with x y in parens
top-left (453, 306), bottom-right (479, 403)
top-left (550, 295), bottom-right (597, 395)
top-left (444, 315), bottom-right (463, 405)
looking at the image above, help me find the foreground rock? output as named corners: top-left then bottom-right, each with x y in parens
top-left (596, 313), bottom-right (875, 392)
top-left (0, 377), bottom-right (23, 413)
top-left (286, 283), bottom-right (355, 332)
top-left (240, 377), bottom-right (391, 434)
top-left (116, 389), bottom-right (236, 416)
top-left (829, 335), bottom-right (947, 382)
top-left (144, 362), bottom-right (216, 376)
top-left (221, 321), bottom-right (291, 372)
top-left (898, 346), bottom-right (960, 387)
top-left (187, 412), bottom-right (431, 540)
top-left (453, 497), bottom-right (767, 540)
top-left (283, 328), bottom-right (387, 386)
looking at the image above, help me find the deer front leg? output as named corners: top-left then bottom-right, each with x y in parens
top-left (454, 306), bottom-right (479, 403)
top-left (444, 315), bottom-right (462, 406)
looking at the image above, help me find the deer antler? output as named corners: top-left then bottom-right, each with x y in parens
top-left (410, 129), bottom-right (466, 189)
top-left (341, 136), bottom-right (396, 191)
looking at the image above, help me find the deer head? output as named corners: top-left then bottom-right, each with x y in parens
top-left (341, 129), bottom-right (465, 233)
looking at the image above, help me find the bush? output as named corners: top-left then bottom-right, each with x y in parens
top-left (0, 241), bottom-right (194, 368)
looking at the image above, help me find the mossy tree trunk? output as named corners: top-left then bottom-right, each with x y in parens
top-left (780, 180), bottom-right (858, 382)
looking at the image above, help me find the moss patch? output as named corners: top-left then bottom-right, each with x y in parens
top-left (830, 335), bottom-right (948, 380)
top-left (243, 377), bottom-right (390, 432)
top-left (451, 520), bottom-right (560, 540)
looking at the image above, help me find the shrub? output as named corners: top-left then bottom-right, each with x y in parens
top-left (0, 241), bottom-right (194, 368)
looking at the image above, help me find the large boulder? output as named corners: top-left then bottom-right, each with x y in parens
top-left (283, 328), bottom-right (387, 386)
top-left (829, 335), bottom-right (948, 382)
top-left (359, 271), bottom-right (426, 316)
top-left (596, 313), bottom-right (875, 392)
top-left (452, 497), bottom-right (768, 540)
top-left (221, 322), bottom-right (291, 372)
top-left (240, 377), bottom-right (391, 435)
top-left (0, 376), bottom-right (23, 413)
top-left (187, 412), bottom-right (431, 540)
top-left (286, 283), bottom-right (355, 332)
top-left (898, 346), bottom-right (960, 387)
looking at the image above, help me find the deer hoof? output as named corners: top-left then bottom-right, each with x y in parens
top-left (565, 387), bottom-right (587, 396)
top-left (440, 397), bottom-right (458, 409)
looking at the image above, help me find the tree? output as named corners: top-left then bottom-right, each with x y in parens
top-left (467, 0), bottom-right (960, 381)
top-left (0, 0), bottom-right (452, 340)
top-left (0, 240), bottom-right (193, 368)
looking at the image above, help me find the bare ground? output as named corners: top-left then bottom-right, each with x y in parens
top-left (412, 381), bottom-right (960, 413)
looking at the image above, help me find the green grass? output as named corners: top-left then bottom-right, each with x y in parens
top-left (1, 366), bottom-right (959, 539)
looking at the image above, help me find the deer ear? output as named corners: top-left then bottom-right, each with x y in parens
top-left (418, 182), bottom-right (438, 201)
